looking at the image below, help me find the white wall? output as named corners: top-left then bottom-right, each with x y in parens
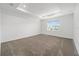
top-left (73, 4), bottom-right (79, 54)
top-left (0, 9), bottom-right (1, 51)
top-left (1, 9), bottom-right (40, 42)
top-left (41, 14), bottom-right (73, 39)
top-left (0, 9), bottom-right (1, 55)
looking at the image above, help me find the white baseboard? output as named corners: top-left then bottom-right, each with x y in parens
top-left (1, 33), bottom-right (40, 43)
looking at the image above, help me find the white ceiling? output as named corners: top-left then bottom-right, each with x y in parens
top-left (0, 3), bottom-right (76, 19)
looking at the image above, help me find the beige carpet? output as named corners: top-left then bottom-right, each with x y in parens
top-left (1, 34), bottom-right (75, 56)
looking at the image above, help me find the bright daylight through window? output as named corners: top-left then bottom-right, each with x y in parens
top-left (47, 20), bottom-right (60, 31)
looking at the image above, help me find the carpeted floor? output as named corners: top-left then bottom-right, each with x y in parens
top-left (1, 34), bottom-right (75, 56)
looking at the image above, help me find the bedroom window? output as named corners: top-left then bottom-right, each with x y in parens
top-left (47, 20), bottom-right (60, 31)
